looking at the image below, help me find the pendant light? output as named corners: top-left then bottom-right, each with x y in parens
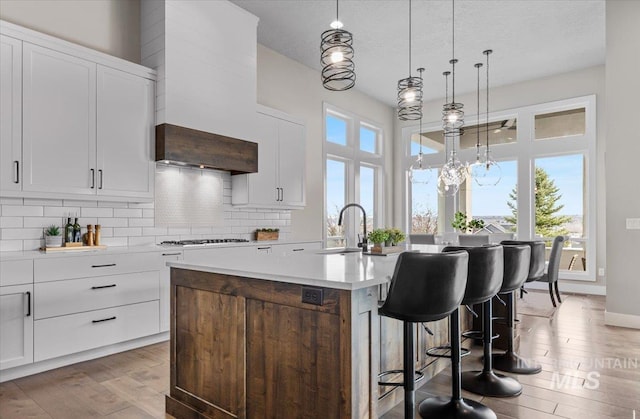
top-left (474, 49), bottom-right (502, 186)
top-left (409, 68), bottom-right (433, 184)
top-left (438, 70), bottom-right (466, 197)
top-left (320, 0), bottom-right (355, 91)
top-left (397, 0), bottom-right (423, 121)
top-left (468, 62), bottom-right (485, 178)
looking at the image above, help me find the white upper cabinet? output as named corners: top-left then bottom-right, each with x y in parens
top-left (0, 20), bottom-right (156, 202)
top-left (232, 107), bottom-right (306, 208)
top-left (141, 0), bottom-right (258, 141)
top-left (97, 66), bottom-right (154, 199)
top-left (0, 35), bottom-right (22, 193)
top-left (22, 43), bottom-right (97, 195)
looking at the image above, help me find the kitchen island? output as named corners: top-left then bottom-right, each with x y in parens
top-left (165, 246), bottom-right (463, 419)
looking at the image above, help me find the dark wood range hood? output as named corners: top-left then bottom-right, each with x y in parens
top-left (155, 123), bottom-right (258, 175)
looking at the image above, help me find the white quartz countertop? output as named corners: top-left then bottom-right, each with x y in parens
top-left (167, 245), bottom-right (444, 290)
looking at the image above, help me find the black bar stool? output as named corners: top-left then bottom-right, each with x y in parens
top-left (457, 245), bottom-right (525, 397)
top-left (419, 245), bottom-right (503, 419)
top-left (379, 251), bottom-right (469, 419)
top-left (492, 240), bottom-right (544, 375)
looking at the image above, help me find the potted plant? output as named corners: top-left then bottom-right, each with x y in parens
top-left (368, 229), bottom-right (389, 248)
top-left (451, 212), bottom-right (486, 233)
top-left (255, 228), bottom-right (279, 241)
top-left (385, 227), bottom-right (406, 246)
top-left (44, 225), bottom-right (63, 248)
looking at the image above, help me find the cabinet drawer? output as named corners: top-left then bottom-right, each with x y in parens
top-left (34, 251), bottom-right (160, 282)
top-left (35, 271), bottom-right (159, 319)
top-left (34, 300), bottom-right (159, 362)
top-left (0, 259), bottom-right (33, 286)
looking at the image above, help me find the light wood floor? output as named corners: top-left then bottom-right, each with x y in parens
top-left (1, 293), bottom-right (638, 418)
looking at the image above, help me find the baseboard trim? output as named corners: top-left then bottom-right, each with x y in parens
top-left (0, 332), bottom-right (169, 383)
top-left (604, 311), bottom-right (640, 330)
top-left (524, 281), bottom-right (606, 296)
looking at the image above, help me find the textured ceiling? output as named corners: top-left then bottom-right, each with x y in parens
top-left (230, 0), bottom-right (605, 107)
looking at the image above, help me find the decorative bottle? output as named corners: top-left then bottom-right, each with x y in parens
top-left (73, 218), bottom-right (81, 242)
top-left (65, 217), bottom-right (74, 243)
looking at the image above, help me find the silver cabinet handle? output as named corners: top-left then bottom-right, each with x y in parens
top-left (90, 169), bottom-right (95, 189)
top-left (13, 161), bottom-right (19, 183)
top-left (98, 169), bottom-right (103, 189)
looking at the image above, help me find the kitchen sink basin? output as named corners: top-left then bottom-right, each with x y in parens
top-left (315, 248), bottom-right (363, 255)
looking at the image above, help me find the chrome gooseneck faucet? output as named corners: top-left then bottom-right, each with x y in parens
top-left (337, 203), bottom-right (368, 253)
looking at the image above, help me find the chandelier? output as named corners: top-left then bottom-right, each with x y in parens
top-left (320, 0), bottom-right (355, 91)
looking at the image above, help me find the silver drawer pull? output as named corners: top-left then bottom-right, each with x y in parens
top-left (162, 252), bottom-right (182, 256)
top-left (91, 284), bottom-right (116, 290)
top-left (92, 316), bottom-right (116, 324)
top-left (91, 263), bottom-right (116, 268)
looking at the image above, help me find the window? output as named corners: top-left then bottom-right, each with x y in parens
top-left (324, 104), bottom-right (384, 248)
top-left (403, 95), bottom-right (596, 281)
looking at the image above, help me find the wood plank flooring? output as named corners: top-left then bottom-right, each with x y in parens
top-left (0, 292), bottom-right (638, 418)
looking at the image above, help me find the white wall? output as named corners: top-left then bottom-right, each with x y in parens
top-left (604, 1), bottom-right (640, 326)
top-left (0, 0), bottom-right (141, 63)
top-left (393, 65), bottom-right (607, 287)
top-left (256, 44), bottom-right (396, 242)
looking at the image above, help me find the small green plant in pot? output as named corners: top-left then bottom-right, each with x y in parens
top-left (385, 228), bottom-right (406, 246)
top-left (44, 225), bottom-right (63, 248)
top-left (368, 229), bottom-right (389, 247)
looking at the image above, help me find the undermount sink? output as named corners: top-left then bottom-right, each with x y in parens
top-left (315, 247), bottom-right (363, 255)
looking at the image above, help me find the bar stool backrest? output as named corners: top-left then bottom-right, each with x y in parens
top-left (442, 245), bottom-right (504, 306)
top-left (545, 236), bottom-right (566, 284)
top-left (379, 251), bottom-right (469, 323)
top-left (501, 240), bottom-right (545, 281)
top-left (501, 244), bottom-right (531, 292)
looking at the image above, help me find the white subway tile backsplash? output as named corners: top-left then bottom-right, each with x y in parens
top-left (114, 208), bottom-right (143, 218)
top-left (25, 198), bottom-right (63, 206)
top-left (0, 217), bottom-right (23, 228)
top-left (1, 173), bottom-right (291, 250)
top-left (128, 218), bottom-right (154, 227)
top-left (113, 227), bottom-right (142, 237)
top-left (97, 217), bottom-right (128, 228)
top-left (44, 206), bottom-right (80, 217)
top-left (0, 239), bottom-right (23, 252)
top-left (81, 207), bottom-right (114, 218)
top-left (2, 205), bottom-right (43, 217)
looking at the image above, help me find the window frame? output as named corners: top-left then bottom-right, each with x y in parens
top-left (402, 95), bottom-right (597, 281)
top-left (323, 103), bottom-right (385, 248)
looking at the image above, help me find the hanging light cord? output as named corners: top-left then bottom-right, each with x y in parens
top-left (486, 51), bottom-right (490, 151)
top-left (336, 0), bottom-right (339, 22)
top-left (408, 0), bottom-right (412, 76)
top-left (476, 63), bottom-right (482, 160)
top-left (451, 0), bottom-right (456, 103)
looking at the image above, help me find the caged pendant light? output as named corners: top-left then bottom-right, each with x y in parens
top-left (320, 0), bottom-right (355, 91)
top-left (474, 49), bottom-right (502, 186)
top-left (408, 68), bottom-right (433, 185)
top-left (397, 0), bottom-right (423, 121)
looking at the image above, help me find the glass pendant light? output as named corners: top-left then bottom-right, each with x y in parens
top-left (438, 71), bottom-right (466, 196)
top-left (409, 68), bottom-right (433, 185)
top-left (474, 49), bottom-right (502, 186)
top-left (397, 0), bottom-right (423, 121)
top-left (469, 61), bottom-right (485, 179)
top-left (320, 0), bottom-right (355, 91)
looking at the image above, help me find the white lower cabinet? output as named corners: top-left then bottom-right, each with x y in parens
top-left (0, 284), bottom-right (33, 371)
top-left (159, 251), bottom-right (183, 333)
top-left (34, 300), bottom-right (159, 362)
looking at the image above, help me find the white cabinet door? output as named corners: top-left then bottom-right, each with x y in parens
top-left (248, 112), bottom-right (279, 205)
top-left (159, 251), bottom-right (183, 333)
top-left (278, 119), bottom-right (305, 207)
top-left (97, 66), bottom-right (154, 199)
top-left (0, 284), bottom-right (33, 371)
top-left (0, 35), bottom-right (22, 193)
top-left (22, 43), bottom-right (96, 195)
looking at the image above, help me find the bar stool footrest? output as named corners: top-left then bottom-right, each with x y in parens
top-left (426, 345), bottom-right (470, 358)
top-left (462, 330), bottom-right (500, 341)
top-left (377, 369), bottom-right (425, 387)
